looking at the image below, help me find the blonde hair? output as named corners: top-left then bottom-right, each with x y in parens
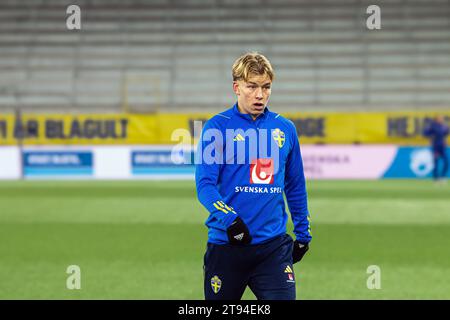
top-left (232, 52), bottom-right (274, 82)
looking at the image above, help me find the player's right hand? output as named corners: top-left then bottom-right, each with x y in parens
top-left (292, 240), bottom-right (309, 264)
top-left (226, 216), bottom-right (252, 245)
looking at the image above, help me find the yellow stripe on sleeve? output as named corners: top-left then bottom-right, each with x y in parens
top-left (213, 202), bottom-right (228, 214)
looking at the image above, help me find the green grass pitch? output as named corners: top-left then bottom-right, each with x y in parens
top-left (0, 180), bottom-right (449, 299)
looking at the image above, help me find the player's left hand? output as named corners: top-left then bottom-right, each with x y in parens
top-left (226, 216), bottom-right (252, 245)
top-left (292, 240), bottom-right (309, 264)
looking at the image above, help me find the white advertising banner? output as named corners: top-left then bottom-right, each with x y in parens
top-left (301, 145), bottom-right (398, 180)
top-left (1, 145), bottom-right (447, 180)
top-left (0, 147), bottom-right (21, 180)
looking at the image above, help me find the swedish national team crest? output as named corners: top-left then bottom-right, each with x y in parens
top-left (211, 275), bottom-right (222, 294)
top-left (272, 128), bottom-right (285, 148)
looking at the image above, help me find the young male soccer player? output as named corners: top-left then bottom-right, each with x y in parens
top-left (195, 52), bottom-right (312, 300)
top-left (423, 115), bottom-right (449, 182)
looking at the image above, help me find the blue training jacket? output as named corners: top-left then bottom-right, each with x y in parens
top-left (195, 103), bottom-right (312, 245)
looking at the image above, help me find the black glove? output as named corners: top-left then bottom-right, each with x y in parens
top-left (292, 240), bottom-right (309, 264)
top-left (226, 216), bottom-right (252, 245)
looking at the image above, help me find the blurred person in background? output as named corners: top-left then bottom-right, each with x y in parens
top-left (423, 115), bottom-right (449, 183)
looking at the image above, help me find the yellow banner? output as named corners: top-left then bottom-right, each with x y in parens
top-left (0, 111), bottom-right (449, 145)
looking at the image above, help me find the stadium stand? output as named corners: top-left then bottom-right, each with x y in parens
top-left (0, 0), bottom-right (449, 113)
